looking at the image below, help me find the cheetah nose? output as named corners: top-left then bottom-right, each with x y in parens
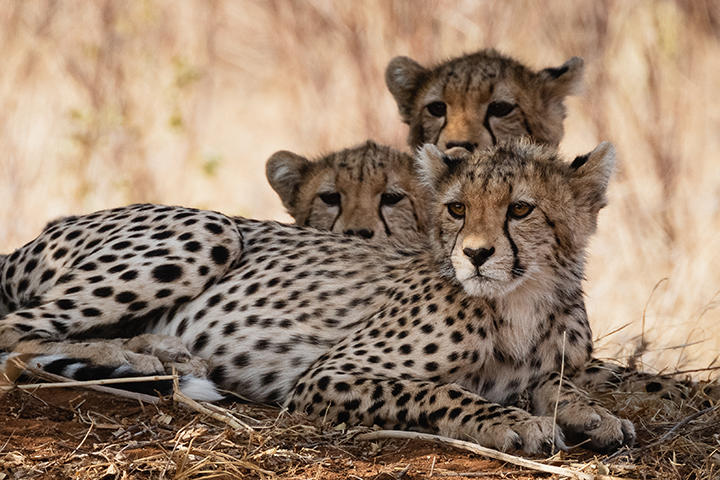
top-left (463, 246), bottom-right (495, 267)
top-left (344, 229), bottom-right (374, 239)
top-left (445, 141), bottom-right (477, 153)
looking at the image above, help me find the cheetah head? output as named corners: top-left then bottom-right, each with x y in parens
top-left (418, 139), bottom-right (614, 299)
top-left (386, 50), bottom-right (583, 153)
top-left (267, 140), bottom-right (429, 243)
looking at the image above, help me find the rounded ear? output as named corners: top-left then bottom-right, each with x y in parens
top-left (385, 56), bottom-right (429, 122)
top-left (266, 150), bottom-right (311, 210)
top-left (569, 141), bottom-right (615, 212)
top-left (415, 143), bottom-right (456, 191)
top-left (540, 56), bottom-right (584, 101)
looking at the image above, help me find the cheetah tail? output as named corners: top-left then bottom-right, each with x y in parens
top-left (0, 351), bottom-right (223, 402)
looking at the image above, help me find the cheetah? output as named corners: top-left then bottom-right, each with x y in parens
top-left (266, 141), bottom-right (426, 243)
top-left (386, 49), bottom-right (583, 153)
top-left (0, 139), bottom-right (635, 453)
top-left (268, 142), bottom-right (696, 403)
top-left (266, 145), bottom-right (695, 404)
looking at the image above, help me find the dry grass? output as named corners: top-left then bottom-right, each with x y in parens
top-left (2, 378), bottom-right (719, 479)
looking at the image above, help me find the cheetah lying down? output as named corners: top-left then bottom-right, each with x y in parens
top-left (0, 140), bottom-right (634, 454)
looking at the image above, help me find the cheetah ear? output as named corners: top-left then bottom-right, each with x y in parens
top-left (569, 142), bottom-right (615, 212)
top-left (386, 56), bottom-right (429, 123)
top-left (266, 150), bottom-right (311, 211)
top-left (539, 56), bottom-right (584, 101)
top-left (415, 143), bottom-right (454, 190)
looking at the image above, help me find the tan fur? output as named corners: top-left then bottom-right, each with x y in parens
top-left (266, 140), bottom-right (429, 243)
top-left (386, 49), bottom-right (583, 152)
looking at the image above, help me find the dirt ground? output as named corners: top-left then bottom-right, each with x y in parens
top-left (1, 387), bottom-right (603, 480)
top-left (3, 379), bottom-right (720, 480)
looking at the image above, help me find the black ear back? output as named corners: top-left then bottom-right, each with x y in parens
top-left (542, 64), bottom-right (569, 79)
top-left (570, 153), bottom-right (590, 170)
top-left (540, 56), bottom-right (585, 100)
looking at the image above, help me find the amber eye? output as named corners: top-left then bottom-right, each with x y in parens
top-left (447, 202), bottom-right (466, 219)
top-left (381, 192), bottom-right (405, 206)
top-left (508, 201), bottom-right (534, 219)
top-left (487, 101), bottom-right (516, 118)
top-left (319, 192), bottom-right (340, 206)
top-left (426, 101), bottom-right (447, 117)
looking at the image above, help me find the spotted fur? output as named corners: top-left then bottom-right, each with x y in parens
top-left (266, 141), bottom-right (428, 243)
top-left (0, 140), bottom-right (634, 454)
top-left (386, 49), bottom-right (583, 153)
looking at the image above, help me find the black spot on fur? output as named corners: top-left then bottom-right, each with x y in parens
top-left (193, 333), bottom-right (209, 352)
top-left (120, 270), bottom-right (139, 281)
top-left (152, 264), bottom-right (183, 282)
top-left (645, 381), bottom-right (663, 393)
top-left (210, 245), bottom-right (230, 265)
top-left (56, 299), bottom-right (76, 310)
top-left (116, 291), bottom-right (138, 304)
top-left (233, 353), bottom-right (249, 367)
top-left (204, 223), bottom-right (223, 234)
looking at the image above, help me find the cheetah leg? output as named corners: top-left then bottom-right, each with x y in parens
top-left (8, 335), bottom-right (210, 379)
top-left (120, 334), bottom-right (210, 377)
top-left (571, 357), bottom-right (690, 401)
top-left (531, 372), bottom-right (635, 453)
top-left (11, 338), bottom-right (166, 375)
top-left (287, 372), bottom-right (565, 455)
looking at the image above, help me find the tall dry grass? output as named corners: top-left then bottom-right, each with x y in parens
top-left (1, 0), bottom-right (719, 375)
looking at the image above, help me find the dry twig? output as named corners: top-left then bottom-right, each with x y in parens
top-left (357, 430), bottom-right (628, 480)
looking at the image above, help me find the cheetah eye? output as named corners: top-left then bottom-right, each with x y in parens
top-left (319, 192), bottom-right (341, 206)
top-left (446, 202), bottom-right (466, 219)
top-left (508, 201), bottom-right (534, 219)
top-left (380, 192), bottom-right (405, 206)
top-left (426, 101), bottom-right (447, 117)
top-left (487, 101), bottom-right (516, 118)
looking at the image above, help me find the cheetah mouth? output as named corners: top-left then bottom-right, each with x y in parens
top-left (466, 270), bottom-right (503, 285)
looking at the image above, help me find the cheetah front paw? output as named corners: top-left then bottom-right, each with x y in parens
top-left (477, 414), bottom-right (566, 455)
top-left (164, 357), bottom-right (210, 378)
top-left (556, 401), bottom-right (635, 452)
top-left (121, 334), bottom-right (192, 363)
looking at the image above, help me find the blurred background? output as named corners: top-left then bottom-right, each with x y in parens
top-left (1, 0), bottom-right (719, 376)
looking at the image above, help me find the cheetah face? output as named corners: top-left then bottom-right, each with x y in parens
top-left (267, 141), bottom-right (429, 243)
top-left (417, 140), bottom-right (615, 299)
top-left (386, 50), bottom-right (584, 152)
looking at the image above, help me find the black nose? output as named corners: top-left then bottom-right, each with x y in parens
top-left (463, 246), bottom-right (495, 267)
top-left (446, 141), bottom-right (477, 153)
top-left (344, 229), bottom-right (374, 239)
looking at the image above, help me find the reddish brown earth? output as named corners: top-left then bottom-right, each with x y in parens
top-left (0, 387), bottom-right (559, 479)
top-left (5, 382), bottom-right (717, 479)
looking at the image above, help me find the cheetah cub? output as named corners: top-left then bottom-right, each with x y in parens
top-left (267, 141), bottom-right (425, 243)
top-left (386, 49), bottom-right (583, 153)
top-left (0, 140), bottom-right (633, 454)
